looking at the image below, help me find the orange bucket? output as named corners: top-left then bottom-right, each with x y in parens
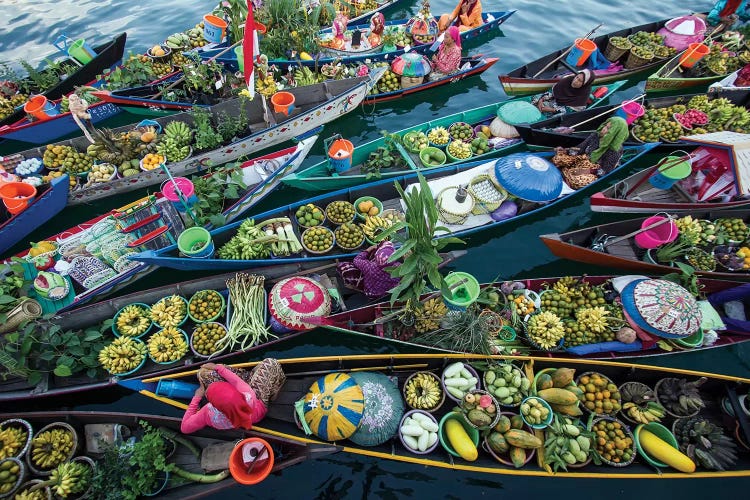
top-left (328, 138), bottom-right (354, 173)
top-left (0, 181), bottom-right (37, 215)
top-left (24, 95), bottom-right (58, 121)
top-left (271, 91), bottom-right (296, 117)
top-left (565, 38), bottom-right (598, 67)
top-left (679, 43), bottom-right (710, 68)
top-left (228, 438), bottom-right (274, 485)
top-left (203, 14), bottom-right (228, 43)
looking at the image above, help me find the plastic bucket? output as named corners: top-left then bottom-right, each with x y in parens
top-left (634, 422), bottom-right (679, 468)
top-left (271, 91), bottom-right (295, 117)
top-left (565, 38), bottom-right (598, 67)
top-left (442, 272), bottom-right (480, 311)
top-left (203, 14), bottom-right (227, 43)
top-left (161, 177), bottom-right (198, 213)
top-left (177, 227), bottom-right (215, 258)
top-left (649, 156), bottom-right (692, 190)
top-left (634, 216), bottom-right (679, 249)
top-left (155, 379), bottom-right (200, 399)
top-left (328, 138), bottom-right (354, 173)
top-left (235, 46), bottom-right (244, 73)
top-left (229, 438), bottom-right (274, 485)
top-left (615, 100), bottom-right (646, 125)
top-left (0, 181), bottom-right (37, 215)
top-left (679, 43), bottom-right (710, 68)
top-left (23, 95), bottom-right (58, 121)
top-left (438, 412), bottom-right (480, 459)
top-left (68, 39), bottom-right (96, 64)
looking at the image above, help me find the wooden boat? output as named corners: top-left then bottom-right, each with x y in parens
top-left (0, 103), bottom-right (123, 145)
top-left (322, 275), bottom-right (750, 360)
top-left (514, 89), bottom-right (750, 150)
top-left (121, 353), bottom-right (750, 479)
top-left (282, 81), bottom-right (626, 192)
top-left (8, 72), bottom-right (380, 207)
top-left (0, 411), bottom-right (339, 499)
top-left (0, 33), bottom-right (128, 130)
top-left (0, 249), bottom-right (464, 402)
top-left (498, 18), bottom-right (681, 96)
top-left (709, 67), bottom-right (750, 98)
top-left (540, 208), bottom-right (750, 281)
top-left (131, 144), bottom-right (656, 272)
top-left (3, 138), bottom-right (317, 315)
top-left (340, 0), bottom-right (403, 25)
top-left (0, 175), bottom-right (69, 256)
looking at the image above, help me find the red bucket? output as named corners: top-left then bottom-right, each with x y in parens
top-left (0, 181), bottom-right (37, 215)
top-left (229, 438), bottom-right (274, 485)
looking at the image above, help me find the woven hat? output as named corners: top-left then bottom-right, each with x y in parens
top-left (493, 153), bottom-right (563, 202)
top-left (302, 372), bottom-right (364, 441)
top-left (268, 277), bottom-right (331, 330)
top-left (621, 279), bottom-right (702, 339)
top-left (349, 372), bottom-right (404, 446)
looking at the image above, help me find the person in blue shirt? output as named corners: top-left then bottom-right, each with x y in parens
top-left (703, 0), bottom-right (750, 27)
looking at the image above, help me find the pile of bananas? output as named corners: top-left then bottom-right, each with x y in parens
top-left (447, 140), bottom-right (472, 160)
top-left (575, 306), bottom-right (609, 334)
top-left (687, 95), bottom-right (711, 113)
top-left (156, 139), bottom-right (191, 163)
top-left (191, 322), bottom-right (227, 356)
top-left (360, 215), bottom-right (393, 241)
top-left (30, 427), bottom-right (74, 470)
top-left (255, 73), bottom-right (277, 97)
top-left (657, 377), bottom-right (706, 416)
top-left (42, 145), bottom-right (93, 174)
top-left (623, 401), bottom-right (666, 424)
top-left (0, 458), bottom-right (21, 495)
top-left (218, 219), bottom-right (272, 260)
top-left (675, 215), bottom-right (703, 245)
top-left (526, 311), bottom-right (565, 350)
top-left (165, 32), bottom-right (191, 49)
top-left (151, 295), bottom-right (187, 328)
top-left (414, 298), bottom-right (448, 333)
top-left (404, 372), bottom-right (443, 410)
top-left (115, 304), bottom-right (152, 337)
top-left (292, 67), bottom-right (321, 87)
top-left (0, 424), bottom-right (28, 459)
top-left (48, 460), bottom-right (91, 498)
top-left (147, 326), bottom-right (188, 363)
top-left (156, 121), bottom-right (193, 163)
top-left (98, 337), bottom-right (147, 375)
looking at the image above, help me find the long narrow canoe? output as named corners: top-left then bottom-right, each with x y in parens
top-left (0, 175), bottom-right (69, 256)
top-left (4, 138), bottom-right (317, 314)
top-left (0, 249), bottom-right (464, 402)
top-left (540, 208), bottom-right (750, 281)
top-left (8, 72), bottom-right (380, 207)
top-left (0, 411), bottom-right (339, 499)
top-left (282, 81), bottom-right (626, 192)
top-left (322, 275), bottom-right (750, 359)
top-left (122, 353), bottom-right (750, 479)
top-left (0, 103), bottom-right (123, 145)
top-left (131, 143), bottom-right (657, 272)
top-left (0, 33), bottom-right (127, 130)
top-left (709, 67), bottom-right (750, 98)
top-left (498, 17), bottom-right (681, 96)
top-left (514, 89), bottom-right (750, 150)
top-left (645, 43), bottom-right (740, 95)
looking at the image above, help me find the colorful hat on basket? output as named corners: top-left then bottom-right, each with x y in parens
top-left (620, 279), bottom-right (702, 339)
top-left (391, 53), bottom-right (432, 77)
top-left (268, 277), bottom-right (332, 331)
top-left (493, 153), bottom-right (563, 202)
top-left (302, 372), bottom-right (365, 441)
top-left (348, 372), bottom-right (404, 447)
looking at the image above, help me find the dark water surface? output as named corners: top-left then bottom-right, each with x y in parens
top-left (4, 0), bottom-right (750, 497)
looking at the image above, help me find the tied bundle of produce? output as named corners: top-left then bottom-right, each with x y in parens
top-left (217, 218), bottom-right (302, 259)
top-left (220, 273), bottom-right (274, 351)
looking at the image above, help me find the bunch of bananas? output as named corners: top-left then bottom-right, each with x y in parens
top-left (13, 483), bottom-right (47, 499)
top-left (218, 219), bottom-right (272, 260)
top-left (623, 401), bottom-right (666, 424)
top-left (0, 458), bottom-right (20, 495)
top-left (30, 428), bottom-right (74, 470)
top-left (404, 372), bottom-right (443, 410)
top-left (293, 67), bottom-right (319, 87)
top-left (575, 306), bottom-right (609, 334)
top-left (0, 425), bottom-right (27, 459)
top-left (360, 215), bottom-right (392, 241)
top-left (151, 295), bottom-right (187, 328)
top-left (115, 304), bottom-right (151, 337)
top-left (147, 326), bottom-right (188, 363)
top-left (156, 138), bottom-right (191, 162)
top-left (255, 74), bottom-right (277, 97)
top-left (165, 32), bottom-right (191, 49)
top-left (687, 95), bottom-right (711, 113)
top-left (0, 93), bottom-right (28, 121)
top-left (675, 215), bottom-right (703, 245)
top-left (163, 121), bottom-right (193, 146)
top-left (98, 337), bottom-right (147, 375)
top-left (526, 311), bottom-right (565, 350)
top-left (48, 460), bottom-right (90, 498)
top-left (414, 298), bottom-right (448, 333)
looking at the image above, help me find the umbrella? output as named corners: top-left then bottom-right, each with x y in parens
top-left (348, 372), bottom-right (404, 447)
top-left (621, 279), bottom-right (702, 339)
top-left (493, 153), bottom-right (563, 202)
top-left (268, 277), bottom-right (331, 332)
top-left (303, 372), bottom-right (365, 441)
top-left (391, 53), bottom-right (432, 77)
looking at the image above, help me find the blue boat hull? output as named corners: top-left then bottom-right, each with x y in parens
top-left (0, 103), bottom-right (122, 144)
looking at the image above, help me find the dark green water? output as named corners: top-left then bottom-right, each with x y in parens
top-left (4, 0), bottom-right (750, 497)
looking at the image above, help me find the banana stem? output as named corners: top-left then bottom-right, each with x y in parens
top-left (157, 427), bottom-right (201, 458)
top-left (170, 465), bottom-right (230, 483)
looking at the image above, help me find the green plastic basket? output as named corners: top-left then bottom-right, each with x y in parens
top-left (634, 422), bottom-right (679, 468)
top-left (187, 289), bottom-right (226, 323)
top-left (147, 328), bottom-right (189, 365)
top-left (112, 303), bottom-right (153, 339)
top-left (438, 412), bottom-right (480, 459)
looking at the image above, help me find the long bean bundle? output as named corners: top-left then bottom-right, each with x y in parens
top-left (218, 273), bottom-right (275, 351)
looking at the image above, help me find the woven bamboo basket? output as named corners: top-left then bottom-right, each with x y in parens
top-left (468, 175), bottom-right (507, 215)
top-left (436, 187), bottom-right (474, 225)
top-left (401, 75), bottom-right (424, 89)
top-left (624, 47), bottom-right (654, 69)
top-left (603, 38), bottom-right (631, 61)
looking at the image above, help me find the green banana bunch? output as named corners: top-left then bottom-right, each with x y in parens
top-left (164, 121), bottom-right (193, 146)
top-left (293, 67), bottom-right (318, 87)
top-left (47, 461), bottom-right (90, 498)
top-left (156, 137), bottom-right (191, 162)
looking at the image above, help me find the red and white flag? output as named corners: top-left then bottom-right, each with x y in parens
top-left (243, 0), bottom-right (260, 98)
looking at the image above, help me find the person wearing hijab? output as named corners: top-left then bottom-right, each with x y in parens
top-left (429, 26), bottom-right (462, 80)
top-left (567, 117), bottom-right (629, 176)
top-left (438, 0), bottom-right (483, 32)
top-left (532, 69), bottom-right (596, 115)
top-left (704, 0), bottom-right (750, 27)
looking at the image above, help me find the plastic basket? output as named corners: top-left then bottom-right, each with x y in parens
top-left (190, 322), bottom-right (229, 359)
top-left (403, 371), bottom-right (445, 412)
top-left (520, 396), bottom-right (554, 429)
top-left (187, 289), bottom-right (226, 323)
top-left (353, 196), bottom-right (383, 220)
top-left (634, 422), bottom-right (680, 468)
top-left (398, 410), bottom-right (440, 454)
top-left (442, 362), bottom-right (479, 403)
top-left (25, 422), bottom-right (78, 476)
top-left (114, 342), bottom-right (148, 377)
top-left (112, 302), bottom-right (153, 338)
top-left (419, 147), bottom-right (447, 168)
top-left (438, 412), bottom-right (480, 459)
top-left (482, 411), bottom-right (537, 467)
top-left (147, 328), bottom-right (189, 365)
top-left (151, 295), bottom-right (189, 329)
top-left (575, 371), bottom-right (622, 417)
top-left (402, 131), bottom-right (428, 153)
top-left (445, 142), bottom-right (473, 163)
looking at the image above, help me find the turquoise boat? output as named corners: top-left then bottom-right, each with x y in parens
top-left (281, 81), bottom-right (625, 192)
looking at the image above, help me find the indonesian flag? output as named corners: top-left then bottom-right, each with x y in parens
top-left (243, 0), bottom-right (260, 98)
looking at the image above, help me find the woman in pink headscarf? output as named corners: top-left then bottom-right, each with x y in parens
top-left (428, 26), bottom-right (462, 81)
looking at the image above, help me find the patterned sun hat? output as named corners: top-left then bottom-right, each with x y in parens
top-left (621, 278), bottom-right (702, 339)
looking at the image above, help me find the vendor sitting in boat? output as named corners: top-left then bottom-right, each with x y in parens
top-left (700, 0), bottom-right (750, 29)
top-left (180, 360), bottom-right (286, 433)
top-left (429, 26), bottom-right (462, 80)
top-left (532, 69), bottom-right (596, 115)
top-left (554, 117), bottom-right (629, 177)
top-left (438, 0), bottom-right (483, 32)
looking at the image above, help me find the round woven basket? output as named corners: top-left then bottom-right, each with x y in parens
top-left (482, 411), bottom-right (537, 467)
top-left (618, 381), bottom-right (657, 425)
top-left (13, 479), bottom-right (51, 500)
top-left (0, 418), bottom-right (33, 460)
top-left (604, 38), bottom-right (631, 61)
top-left (0, 457), bottom-right (25, 499)
top-left (26, 422), bottom-right (79, 476)
top-left (436, 187), bottom-right (474, 225)
top-left (624, 47), bottom-right (654, 69)
top-left (591, 416), bottom-right (637, 467)
top-left (468, 175), bottom-right (507, 215)
top-left (654, 377), bottom-right (702, 418)
top-left (403, 371), bottom-right (445, 412)
top-left (400, 75), bottom-right (424, 89)
top-left (575, 371), bottom-right (622, 417)
top-left (459, 389), bottom-right (501, 430)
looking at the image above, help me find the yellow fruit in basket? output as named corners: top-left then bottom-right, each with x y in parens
top-left (368, 206), bottom-right (379, 216)
top-left (358, 200), bottom-right (374, 213)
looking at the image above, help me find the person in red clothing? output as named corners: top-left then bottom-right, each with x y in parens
top-left (428, 26), bottom-right (462, 80)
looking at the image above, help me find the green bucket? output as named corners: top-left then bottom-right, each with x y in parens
top-left (634, 422), bottom-right (679, 468)
top-left (438, 412), bottom-right (479, 458)
top-left (177, 227), bottom-right (214, 258)
top-left (442, 272), bottom-right (480, 311)
top-left (68, 39), bottom-right (96, 64)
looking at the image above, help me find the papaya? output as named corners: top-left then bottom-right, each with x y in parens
top-left (467, 409), bottom-right (492, 428)
top-left (537, 388), bottom-right (579, 406)
top-left (536, 373), bottom-right (553, 391)
top-left (509, 446), bottom-right (527, 468)
top-left (503, 429), bottom-right (542, 449)
top-left (445, 419), bottom-right (478, 461)
top-left (510, 415), bottom-right (524, 430)
top-left (487, 432), bottom-right (509, 454)
top-left (551, 367), bottom-right (576, 388)
top-left (550, 402), bottom-right (583, 417)
top-left (494, 415), bottom-right (511, 433)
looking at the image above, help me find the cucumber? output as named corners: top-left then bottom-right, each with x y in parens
top-left (401, 424), bottom-right (426, 437)
top-left (426, 432), bottom-right (438, 448)
top-left (403, 434), bottom-right (419, 450)
top-left (411, 412), bottom-right (429, 424)
top-left (444, 377), bottom-right (469, 387)
top-left (417, 431), bottom-right (429, 451)
top-left (459, 368), bottom-right (473, 379)
top-left (443, 362), bottom-right (464, 378)
top-left (446, 386), bottom-right (465, 399)
top-left (418, 419), bottom-right (439, 433)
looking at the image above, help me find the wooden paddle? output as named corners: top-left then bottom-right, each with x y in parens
top-left (551, 93), bottom-right (646, 134)
top-left (531, 23), bottom-right (604, 79)
top-left (598, 214), bottom-right (676, 249)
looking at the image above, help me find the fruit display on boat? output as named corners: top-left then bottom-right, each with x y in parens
top-left (470, 135), bottom-right (489, 155)
top-left (448, 122), bottom-right (473, 141)
top-left (685, 248), bottom-right (716, 271)
top-left (412, 298), bottom-right (448, 333)
top-left (334, 222), bottom-right (365, 250)
top-left (156, 121), bottom-right (193, 162)
top-left (188, 290), bottom-right (224, 322)
top-left (534, 368), bottom-right (584, 417)
top-left (86, 163), bottom-right (116, 183)
top-left (326, 201), bottom-right (356, 224)
top-left (520, 396), bottom-right (550, 426)
top-left (699, 44), bottom-right (742, 76)
top-left (482, 363), bottom-right (530, 406)
top-left (442, 362), bottom-right (479, 401)
top-left (460, 390), bottom-right (499, 429)
top-left (0, 423), bottom-right (28, 460)
top-left (486, 414), bottom-right (542, 467)
top-left (114, 304), bottom-right (151, 337)
top-left (525, 311), bottom-right (564, 350)
top-left (592, 418), bottom-right (635, 465)
top-left (29, 427), bottom-right (75, 470)
top-left (656, 377), bottom-right (706, 417)
top-left (98, 336), bottom-right (147, 375)
top-left (44, 460), bottom-right (92, 499)
top-left (403, 131), bottom-right (429, 152)
top-left (400, 411), bottom-right (439, 453)
top-left (427, 127), bottom-right (450, 146)
top-left (140, 153), bottom-right (165, 171)
top-left (42, 145), bottom-right (93, 174)
top-left (302, 227), bottom-right (335, 254)
top-left (628, 30), bottom-right (676, 58)
top-left (716, 217), bottom-right (749, 242)
top-left (403, 372), bottom-right (443, 410)
top-left (446, 140), bottom-right (472, 160)
top-left (147, 326), bottom-right (189, 363)
top-left (151, 295), bottom-right (188, 328)
top-left (0, 458), bottom-right (21, 495)
top-left (544, 416), bottom-right (595, 470)
top-left (190, 322), bottom-right (227, 357)
top-left (356, 199), bottom-right (380, 217)
top-left (360, 215), bottom-right (393, 242)
top-left (378, 69), bottom-right (401, 92)
top-left (576, 372), bottom-right (622, 415)
top-left (674, 416), bottom-right (738, 471)
top-left (295, 204), bottom-right (325, 227)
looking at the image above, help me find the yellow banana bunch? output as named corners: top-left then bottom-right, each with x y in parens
top-left (115, 304), bottom-right (151, 337)
top-left (414, 298), bottom-right (448, 333)
top-left (98, 337), bottom-right (147, 375)
top-left (404, 372), bottom-right (443, 410)
top-left (151, 295), bottom-right (187, 328)
top-left (30, 429), bottom-right (73, 470)
top-left (48, 460), bottom-right (90, 498)
top-left (147, 326), bottom-right (188, 363)
top-left (623, 402), bottom-right (665, 424)
top-left (13, 485), bottom-right (47, 499)
top-left (359, 215), bottom-right (392, 241)
top-left (255, 74), bottom-right (277, 97)
top-left (526, 311), bottom-right (565, 350)
top-left (0, 426), bottom-right (27, 459)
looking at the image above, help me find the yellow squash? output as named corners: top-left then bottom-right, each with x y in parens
top-left (639, 429), bottom-right (695, 473)
top-left (445, 419), bottom-right (477, 461)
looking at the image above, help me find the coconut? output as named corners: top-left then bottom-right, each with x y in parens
top-left (616, 326), bottom-right (637, 344)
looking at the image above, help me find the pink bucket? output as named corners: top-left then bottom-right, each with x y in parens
top-left (615, 101), bottom-right (645, 125)
top-left (634, 216), bottom-right (679, 249)
top-left (161, 177), bottom-right (198, 212)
